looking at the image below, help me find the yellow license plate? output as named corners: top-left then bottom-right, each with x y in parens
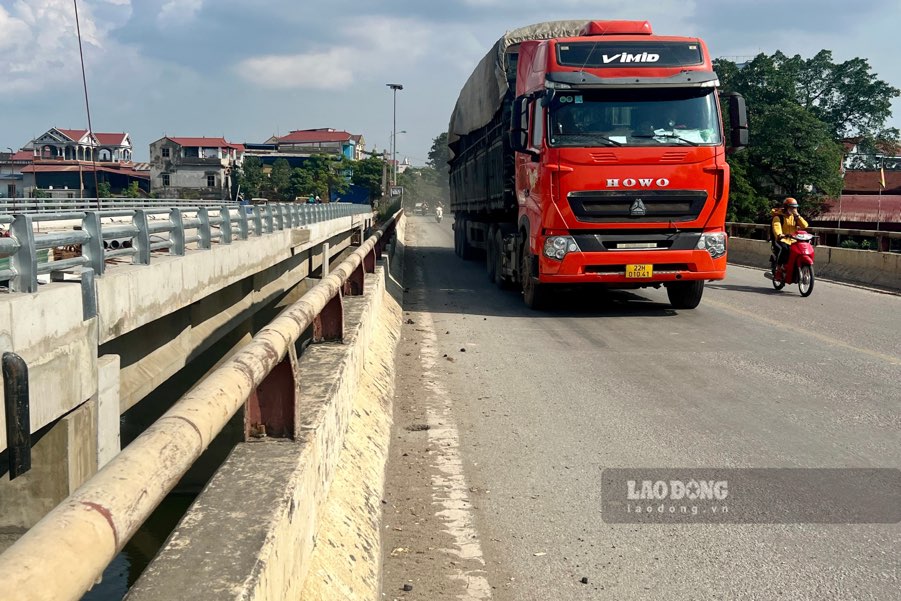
top-left (625, 264), bottom-right (653, 279)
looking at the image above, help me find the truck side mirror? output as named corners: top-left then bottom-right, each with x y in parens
top-left (727, 92), bottom-right (749, 148)
top-left (510, 96), bottom-right (537, 158)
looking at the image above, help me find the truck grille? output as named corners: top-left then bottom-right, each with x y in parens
top-left (568, 190), bottom-right (707, 223)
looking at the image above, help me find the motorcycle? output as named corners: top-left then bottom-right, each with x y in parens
top-left (764, 231), bottom-right (816, 297)
top-left (435, 207), bottom-right (443, 223)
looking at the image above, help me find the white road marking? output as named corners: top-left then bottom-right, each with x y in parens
top-left (413, 260), bottom-right (493, 600)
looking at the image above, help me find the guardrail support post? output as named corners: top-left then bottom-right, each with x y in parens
top-left (133, 209), bottom-right (151, 264)
top-left (345, 263), bottom-right (365, 296)
top-left (82, 211), bottom-right (105, 277)
top-left (3, 352), bottom-right (31, 479)
top-left (198, 208), bottom-right (212, 249)
top-left (245, 348), bottom-right (297, 441)
top-left (265, 205), bottom-right (274, 233)
top-left (169, 208), bottom-right (186, 256)
top-left (313, 291), bottom-right (344, 342)
top-left (9, 214), bottom-right (37, 293)
top-left (322, 242), bottom-right (330, 276)
top-left (253, 206), bottom-right (264, 236)
top-left (220, 205), bottom-right (233, 245)
top-left (238, 205), bottom-right (249, 240)
top-left (275, 205), bottom-right (285, 231)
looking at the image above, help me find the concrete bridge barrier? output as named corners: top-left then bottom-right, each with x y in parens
top-left (728, 237), bottom-right (901, 292)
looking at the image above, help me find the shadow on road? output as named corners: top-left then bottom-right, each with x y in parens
top-left (406, 244), bottom-right (680, 319)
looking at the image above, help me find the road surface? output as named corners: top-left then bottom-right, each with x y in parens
top-left (382, 216), bottom-right (900, 600)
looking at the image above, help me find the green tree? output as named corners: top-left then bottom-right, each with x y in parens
top-left (289, 167), bottom-right (315, 199)
top-left (427, 132), bottom-right (450, 170)
top-left (238, 156), bottom-right (264, 198)
top-left (745, 101), bottom-right (844, 215)
top-left (96, 181), bottom-right (111, 198)
top-left (270, 158), bottom-right (292, 200)
top-left (123, 181), bottom-right (142, 198)
top-left (351, 156), bottom-right (386, 201)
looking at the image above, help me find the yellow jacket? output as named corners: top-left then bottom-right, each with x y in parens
top-left (772, 209), bottom-right (809, 244)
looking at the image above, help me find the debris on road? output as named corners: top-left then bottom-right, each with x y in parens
top-left (402, 583), bottom-right (413, 592)
top-left (581, 577), bottom-right (589, 584)
top-left (406, 423), bottom-right (431, 432)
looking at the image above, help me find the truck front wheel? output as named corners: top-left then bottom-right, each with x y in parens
top-left (666, 280), bottom-right (705, 309)
top-left (520, 244), bottom-right (547, 310)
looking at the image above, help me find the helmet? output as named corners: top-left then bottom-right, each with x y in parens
top-left (783, 197), bottom-right (799, 208)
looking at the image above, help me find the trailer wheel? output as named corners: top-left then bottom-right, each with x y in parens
top-left (486, 226), bottom-right (498, 282)
top-left (459, 218), bottom-right (475, 260)
top-left (493, 229), bottom-right (511, 288)
top-left (520, 242), bottom-right (547, 310)
top-left (666, 280), bottom-right (704, 309)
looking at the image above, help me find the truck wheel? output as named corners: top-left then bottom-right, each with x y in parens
top-left (486, 226), bottom-right (498, 282)
top-left (493, 229), bottom-right (511, 288)
top-left (460, 218), bottom-right (475, 261)
top-left (666, 280), bottom-right (704, 309)
top-left (520, 244), bottom-right (547, 310)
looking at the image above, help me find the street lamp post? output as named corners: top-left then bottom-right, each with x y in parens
top-left (389, 129), bottom-right (407, 187)
top-left (386, 83), bottom-right (403, 185)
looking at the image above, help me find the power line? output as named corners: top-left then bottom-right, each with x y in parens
top-left (73, 0), bottom-right (101, 209)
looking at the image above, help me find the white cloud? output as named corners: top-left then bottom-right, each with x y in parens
top-left (239, 48), bottom-right (356, 90)
top-left (236, 16), bottom-right (435, 90)
top-left (158, 0), bottom-right (202, 25)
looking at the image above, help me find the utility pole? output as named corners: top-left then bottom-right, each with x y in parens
top-left (386, 83), bottom-right (403, 185)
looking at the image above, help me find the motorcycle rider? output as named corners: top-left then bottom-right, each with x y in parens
top-left (771, 197), bottom-right (808, 265)
top-left (435, 203), bottom-right (443, 221)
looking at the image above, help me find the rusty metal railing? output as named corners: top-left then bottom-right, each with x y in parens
top-left (0, 209), bottom-right (402, 601)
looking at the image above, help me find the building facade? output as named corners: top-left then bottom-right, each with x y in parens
top-left (26, 128), bottom-right (133, 163)
top-left (263, 129), bottom-right (365, 161)
top-left (150, 137), bottom-right (245, 199)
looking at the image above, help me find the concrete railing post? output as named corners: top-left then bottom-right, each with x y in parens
top-left (238, 206), bottom-right (249, 240)
top-left (322, 242), bottom-right (330, 276)
top-left (265, 205), bottom-right (274, 233)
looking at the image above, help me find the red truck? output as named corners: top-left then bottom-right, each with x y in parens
top-left (448, 20), bottom-right (748, 308)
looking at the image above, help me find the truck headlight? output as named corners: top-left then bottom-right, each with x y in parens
top-left (697, 232), bottom-right (727, 259)
top-left (543, 236), bottom-right (580, 261)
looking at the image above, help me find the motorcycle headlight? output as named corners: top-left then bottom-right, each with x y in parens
top-left (697, 232), bottom-right (727, 259)
top-left (543, 236), bottom-right (580, 261)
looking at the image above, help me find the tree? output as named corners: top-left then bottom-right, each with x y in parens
top-left (289, 168), bottom-right (314, 200)
top-left (351, 156), bottom-right (386, 201)
top-left (270, 158), bottom-right (292, 200)
top-left (714, 50), bottom-right (894, 221)
top-left (427, 132), bottom-right (450, 170)
top-left (96, 181), bottom-right (111, 198)
top-left (745, 101), bottom-right (843, 215)
top-left (123, 181), bottom-right (142, 198)
top-left (238, 156), bottom-right (264, 198)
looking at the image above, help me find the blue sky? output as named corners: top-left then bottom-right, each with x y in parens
top-left (1, 0), bottom-right (899, 164)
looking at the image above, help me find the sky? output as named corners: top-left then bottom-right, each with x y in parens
top-left (1, 0), bottom-right (900, 164)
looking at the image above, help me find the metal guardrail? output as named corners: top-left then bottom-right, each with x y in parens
top-left (726, 221), bottom-right (901, 253)
top-left (0, 209), bottom-right (403, 601)
top-left (726, 222), bottom-right (901, 240)
top-left (0, 198), bottom-right (239, 212)
top-left (0, 202), bottom-right (372, 293)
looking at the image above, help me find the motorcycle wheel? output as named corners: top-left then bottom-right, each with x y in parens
top-left (798, 264), bottom-right (814, 297)
top-left (772, 266), bottom-right (786, 290)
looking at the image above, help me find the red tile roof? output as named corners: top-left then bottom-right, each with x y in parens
top-left (818, 195), bottom-right (901, 223)
top-left (277, 130), bottom-right (353, 144)
top-left (95, 132), bottom-right (129, 146)
top-left (10, 151), bottom-right (35, 162)
top-left (166, 137), bottom-right (245, 151)
top-left (22, 162), bottom-right (150, 179)
top-left (57, 129), bottom-right (89, 142)
top-left (843, 170), bottom-right (901, 194)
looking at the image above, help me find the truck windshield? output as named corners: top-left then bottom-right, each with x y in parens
top-left (547, 88), bottom-right (722, 147)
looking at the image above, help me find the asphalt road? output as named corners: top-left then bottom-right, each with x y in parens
top-left (382, 216), bottom-right (901, 601)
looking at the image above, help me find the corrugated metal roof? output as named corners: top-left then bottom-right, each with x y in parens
top-left (819, 195), bottom-right (901, 223)
top-left (843, 170), bottom-right (901, 194)
top-left (166, 137), bottom-right (244, 151)
top-left (278, 130), bottom-right (353, 144)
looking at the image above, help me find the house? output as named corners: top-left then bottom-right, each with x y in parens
top-left (842, 138), bottom-right (901, 171)
top-left (27, 127), bottom-right (134, 163)
top-left (0, 151), bottom-right (35, 198)
top-left (20, 161), bottom-right (150, 198)
top-left (264, 129), bottom-right (366, 161)
top-left (150, 137), bottom-right (245, 199)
